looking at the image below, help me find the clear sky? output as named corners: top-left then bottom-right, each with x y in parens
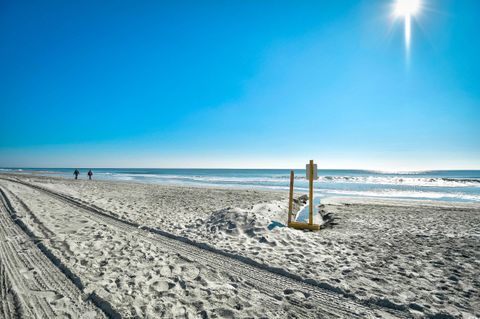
top-left (1, 0), bottom-right (479, 170)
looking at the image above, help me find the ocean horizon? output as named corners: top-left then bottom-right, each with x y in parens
top-left (2, 167), bottom-right (480, 203)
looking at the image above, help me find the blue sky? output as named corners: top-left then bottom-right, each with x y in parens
top-left (1, 0), bottom-right (479, 170)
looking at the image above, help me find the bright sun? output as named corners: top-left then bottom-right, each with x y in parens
top-left (394, 0), bottom-right (421, 54)
top-left (395, 0), bottom-right (421, 17)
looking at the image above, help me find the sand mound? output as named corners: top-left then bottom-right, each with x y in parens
top-left (202, 207), bottom-right (269, 237)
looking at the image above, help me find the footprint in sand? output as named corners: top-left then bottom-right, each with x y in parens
top-left (171, 304), bottom-right (187, 318)
top-left (180, 265), bottom-right (200, 281)
top-left (160, 265), bottom-right (172, 277)
top-left (151, 280), bottom-right (174, 293)
top-left (283, 289), bottom-right (309, 299)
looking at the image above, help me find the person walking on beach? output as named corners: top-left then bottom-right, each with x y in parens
top-left (73, 169), bottom-right (80, 180)
top-left (87, 170), bottom-right (93, 180)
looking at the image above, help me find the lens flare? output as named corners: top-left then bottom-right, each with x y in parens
top-left (394, 0), bottom-right (421, 56)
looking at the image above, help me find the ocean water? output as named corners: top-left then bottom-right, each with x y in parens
top-left (1, 168), bottom-right (480, 203)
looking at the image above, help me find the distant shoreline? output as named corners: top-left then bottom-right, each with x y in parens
top-left (1, 167), bottom-right (480, 203)
top-left (2, 170), bottom-right (480, 207)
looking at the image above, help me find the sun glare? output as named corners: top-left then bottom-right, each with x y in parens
top-left (394, 0), bottom-right (421, 55)
top-left (395, 0), bottom-right (421, 17)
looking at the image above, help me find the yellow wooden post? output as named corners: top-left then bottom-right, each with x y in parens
top-left (288, 221), bottom-right (321, 231)
top-left (309, 159), bottom-right (314, 225)
top-left (288, 170), bottom-right (294, 224)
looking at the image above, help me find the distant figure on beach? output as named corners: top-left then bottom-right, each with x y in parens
top-left (73, 169), bottom-right (80, 180)
top-left (87, 170), bottom-right (93, 180)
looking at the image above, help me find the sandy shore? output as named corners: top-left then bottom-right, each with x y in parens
top-left (0, 173), bottom-right (479, 318)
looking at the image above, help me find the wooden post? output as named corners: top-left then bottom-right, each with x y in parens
top-left (309, 159), bottom-right (314, 225)
top-left (288, 170), bottom-right (294, 224)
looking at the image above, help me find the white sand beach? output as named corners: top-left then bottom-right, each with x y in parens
top-left (0, 173), bottom-right (479, 318)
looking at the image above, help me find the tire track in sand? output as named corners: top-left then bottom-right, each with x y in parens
top-left (0, 259), bottom-right (21, 319)
top-left (2, 177), bottom-right (410, 318)
top-left (0, 187), bottom-right (112, 319)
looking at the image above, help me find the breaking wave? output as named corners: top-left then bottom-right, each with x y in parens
top-left (97, 173), bottom-right (480, 188)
